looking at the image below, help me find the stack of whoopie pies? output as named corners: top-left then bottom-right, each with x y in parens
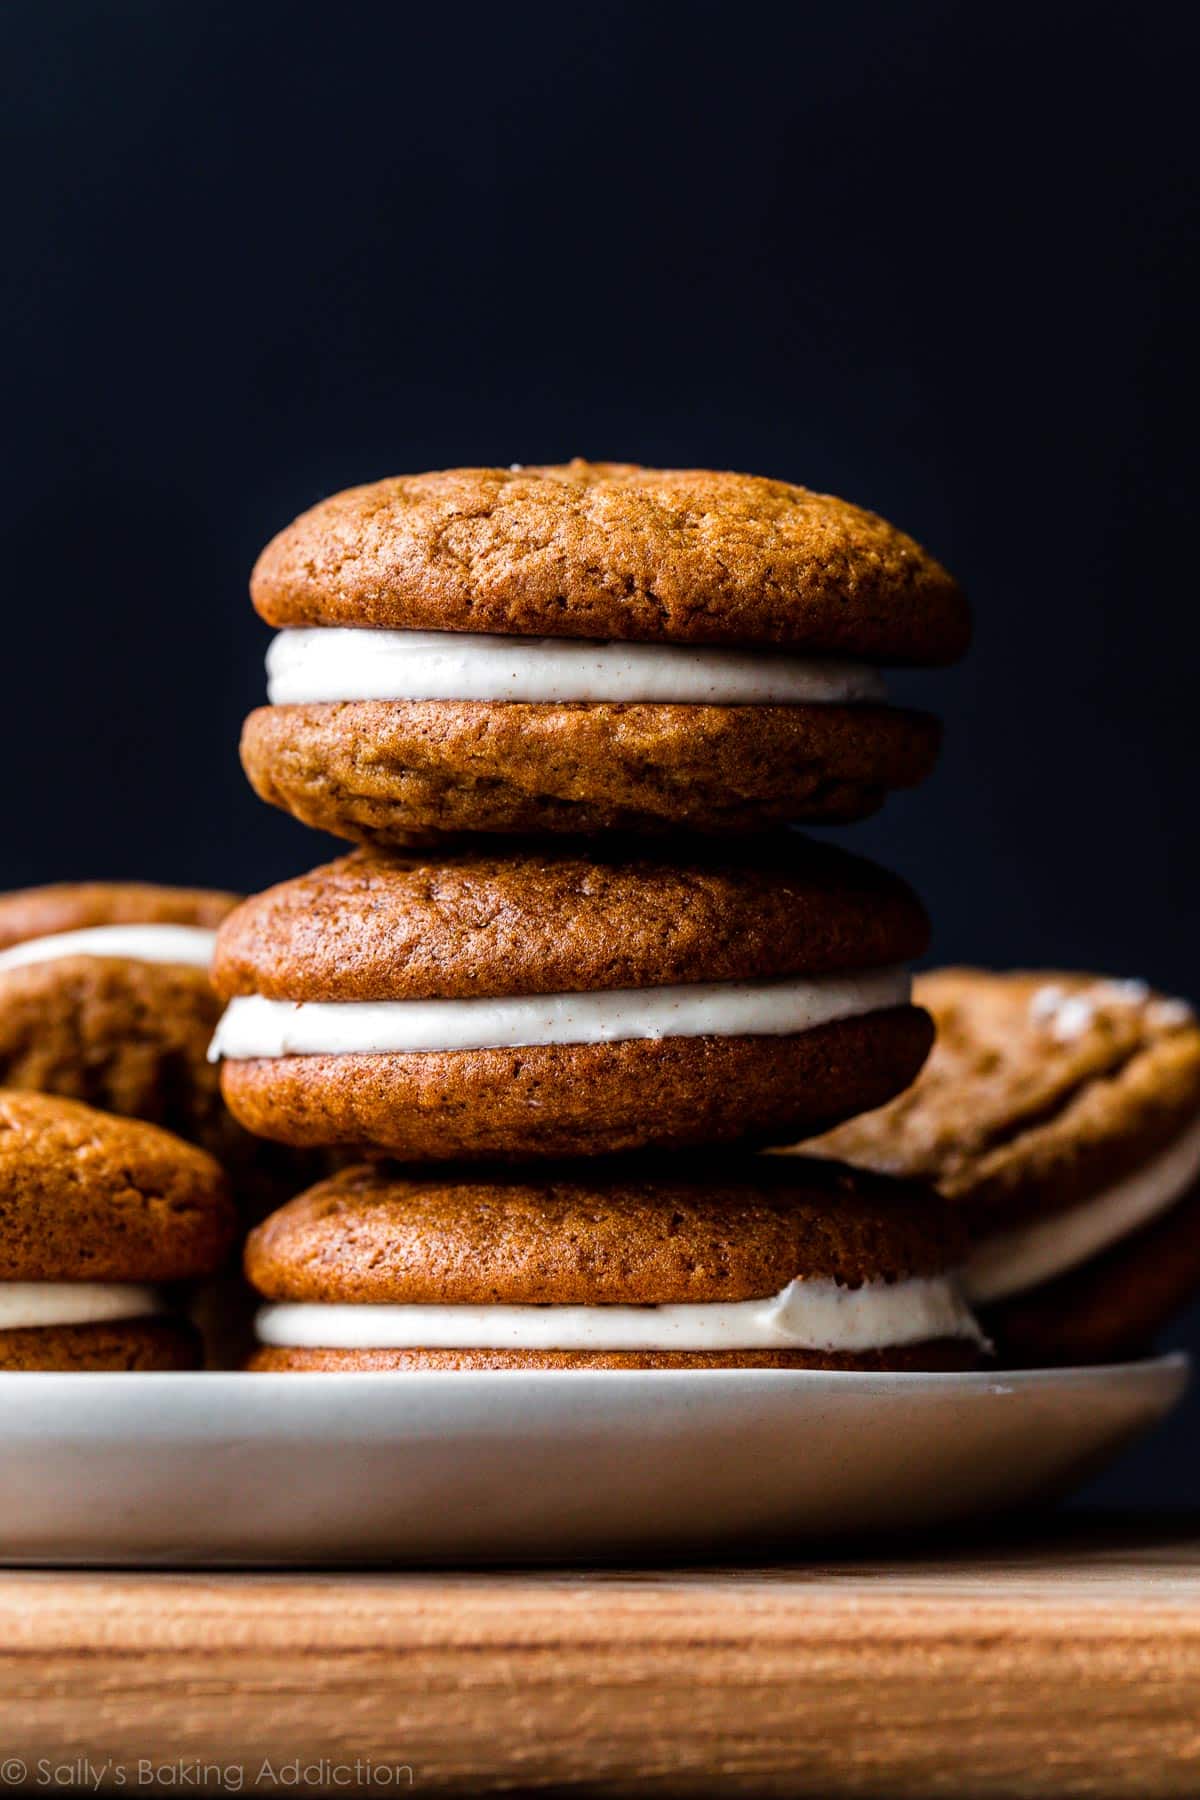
top-left (7, 465), bottom-right (1197, 1378)
top-left (208, 460), bottom-right (991, 1374)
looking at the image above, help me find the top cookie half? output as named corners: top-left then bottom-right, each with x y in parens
top-left (244, 464), bottom-right (967, 845)
top-left (252, 462), bottom-right (968, 660)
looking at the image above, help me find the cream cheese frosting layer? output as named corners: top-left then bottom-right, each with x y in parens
top-left (966, 1110), bottom-right (1200, 1304)
top-left (266, 627), bottom-right (889, 707)
top-left (209, 966), bottom-right (911, 1061)
top-left (0, 925), bottom-right (218, 975)
top-left (0, 1283), bottom-right (164, 1331)
top-left (255, 1273), bottom-right (985, 1353)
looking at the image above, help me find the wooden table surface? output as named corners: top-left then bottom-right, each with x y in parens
top-left (2, 1515), bottom-right (1199, 1797)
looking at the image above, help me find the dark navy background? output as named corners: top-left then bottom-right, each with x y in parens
top-left (3, 1), bottom-right (1199, 1502)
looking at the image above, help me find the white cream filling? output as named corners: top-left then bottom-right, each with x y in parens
top-left (966, 1110), bottom-right (1200, 1304)
top-left (266, 627), bottom-right (888, 707)
top-left (255, 1273), bottom-right (985, 1353)
top-left (0, 1283), bottom-right (165, 1331)
top-left (0, 924), bottom-right (218, 974)
top-left (209, 966), bottom-right (910, 1061)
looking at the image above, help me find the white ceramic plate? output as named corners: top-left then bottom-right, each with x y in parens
top-left (0, 1356), bottom-right (1187, 1565)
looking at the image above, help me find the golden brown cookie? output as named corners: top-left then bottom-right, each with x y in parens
top-left (212, 841), bottom-right (934, 1158)
top-left (244, 1157), bottom-right (983, 1372)
top-left (0, 1090), bottom-right (234, 1280)
top-left (252, 463), bottom-right (968, 657)
top-left (241, 699), bottom-right (942, 844)
top-left (806, 968), bottom-right (1200, 1363)
top-left (247, 1158), bottom-right (966, 1302)
top-left (220, 1019), bottom-right (931, 1161)
top-left (214, 840), bottom-right (929, 1001)
top-left (0, 1319), bottom-right (202, 1371)
top-left (244, 462), bottom-right (967, 842)
top-left (0, 881), bottom-right (235, 1145)
top-left (249, 1343), bottom-right (977, 1371)
top-left (0, 1091), bottom-right (236, 1372)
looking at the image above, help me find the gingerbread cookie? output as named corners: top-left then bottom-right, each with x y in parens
top-left (210, 840), bottom-right (934, 1159)
top-left (245, 1156), bottom-right (984, 1371)
top-left (243, 462), bottom-right (967, 842)
top-left (0, 880), bottom-right (237, 1155)
top-left (0, 1091), bottom-right (235, 1370)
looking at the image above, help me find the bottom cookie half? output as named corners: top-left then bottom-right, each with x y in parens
top-left (248, 1339), bottom-right (981, 1372)
top-left (221, 1008), bottom-right (934, 1158)
top-left (986, 1181), bottom-right (1200, 1365)
top-left (241, 699), bottom-right (941, 841)
top-left (0, 1317), bottom-right (203, 1371)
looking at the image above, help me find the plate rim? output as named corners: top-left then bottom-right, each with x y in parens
top-left (0, 1349), bottom-right (1188, 1395)
top-left (0, 1354), bottom-right (1185, 1562)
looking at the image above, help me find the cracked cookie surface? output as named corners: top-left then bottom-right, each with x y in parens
top-left (810, 968), bottom-right (1200, 1234)
top-left (247, 1156), bottom-right (966, 1304)
top-left (251, 462), bottom-right (969, 660)
top-left (0, 1089), bottom-right (235, 1280)
top-left (213, 840), bottom-right (930, 1003)
top-left (241, 698), bottom-right (941, 843)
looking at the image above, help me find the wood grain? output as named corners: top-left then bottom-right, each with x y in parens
top-left (1, 1520), bottom-right (1199, 1796)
